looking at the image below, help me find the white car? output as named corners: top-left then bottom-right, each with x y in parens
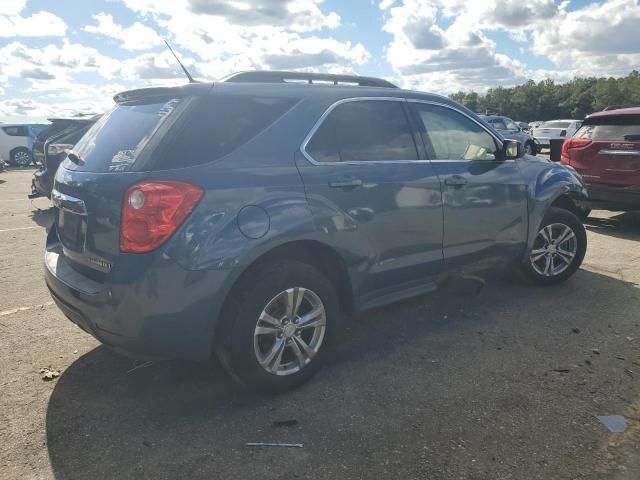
top-left (0, 125), bottom-right (34, 166)
top-left (532, 120), bottom-right (582, 149)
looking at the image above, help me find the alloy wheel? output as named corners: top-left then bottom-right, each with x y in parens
top-left (14, 150), bottom-right (31, 167)
top-left (529, 223), bottom-right (578, 277)
top-left (253, 287), bottom-right (326, 376)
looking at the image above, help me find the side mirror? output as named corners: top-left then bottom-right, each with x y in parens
top-left (503, 139), bottom-right (524, 160)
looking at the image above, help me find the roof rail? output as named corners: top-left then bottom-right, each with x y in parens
top-left (223, 70), bottom-right (398, 89)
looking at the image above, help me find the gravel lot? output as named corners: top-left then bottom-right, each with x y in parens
top-left (1, 167), bottom-right (640, 480)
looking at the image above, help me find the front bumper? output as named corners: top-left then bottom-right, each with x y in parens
top-left (584, 183), bottom-right (640, 211)
top-left (44, 232), bottom-right (234, 361)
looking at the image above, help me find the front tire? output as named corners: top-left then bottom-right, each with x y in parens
top-left (216, 261), bottom-right (339, 392)
top-left (518, 207), bottom-right (587, 285)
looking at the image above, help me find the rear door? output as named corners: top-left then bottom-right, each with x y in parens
top-left (297, 98), bottom-right (444, 294)
top-left (409, 101), bottom-right (528, 268)
top-left (570, 114), bottom-right (640, 187)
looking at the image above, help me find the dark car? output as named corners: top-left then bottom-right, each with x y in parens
top-left (45, 71), bottom-right (588, 392)
top-left (561, 107), bottom-right (640, 212)
top-left (31, 116), bottom-right (99, 198)
top-left (480, 115), bottom-right (537, 155)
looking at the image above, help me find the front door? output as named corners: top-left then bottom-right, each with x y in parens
top-left (296, 98), bottom-right (443, 296)
top-left (409, 102), bottom-right (528, 269)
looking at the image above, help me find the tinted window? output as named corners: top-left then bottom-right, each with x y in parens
top-left (64, 99), bottom-right (184, 172)
top-left (3, 126), bottom-right (27, 136)
top-left (153, 95), bottom-right (296, 170)
top-left (491, 119), bottom-right (507, 130)
top-left (314, 100), bottom-right (417, 162)
top-left (574, 115), bottom-right (640, 141)
top-left (305, 118), bottom-right (340, 162)
top-left (414, 104), bottom-right (498, 161)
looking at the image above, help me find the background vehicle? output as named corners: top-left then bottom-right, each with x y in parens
top-left (516, 121), bottom-right (530, 131)
top-left (30, 116), bottom-right (100, 199)
top-left (45, 72), bottom-right (587, 392)
top-left (561, 107), bottom-right (640, 212)
top-left (0, 124), bottom-right (35, 167)
top-left (480, 115), bottom-right (537, 154)
top-left (32, 116), bottom-right (96, 166)
top-left (532, 120), bottom-right (582, 150)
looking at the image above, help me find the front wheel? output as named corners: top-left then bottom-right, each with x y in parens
top-left (216, 261), bottom-right (339, 392)
top-left (518, 207), bottom-right (587, 285)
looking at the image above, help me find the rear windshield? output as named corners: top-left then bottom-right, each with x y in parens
top-left (63, 99), bottom-right (183, 172)
top-left (574, 115), bottom-right (640, 142)
top-left (62, 94), bottom-right (296, 173)
top-left (540, 121), bottom-right (570, 128)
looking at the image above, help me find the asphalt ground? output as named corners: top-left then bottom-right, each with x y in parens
top-left (1, 166), bottom-right (640, 480)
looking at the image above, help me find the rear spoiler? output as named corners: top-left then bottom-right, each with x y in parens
top-left (113, 84), bottom-right (211, 105)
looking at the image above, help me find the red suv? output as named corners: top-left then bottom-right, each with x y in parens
top-left (561, 107), bottom-right (640, 212)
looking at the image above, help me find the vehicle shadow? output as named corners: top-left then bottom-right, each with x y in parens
top-left (46, 268), bottom-right (640, 480)
top-left (29, 206), bottom-right (54, 229)
top-left (585, 211), bottom-right (640, 241)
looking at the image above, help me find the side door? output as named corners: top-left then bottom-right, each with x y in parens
top-left (409, 101), bottom-right (528, 269)
top-left (296, 98), bottom-right (444, 297)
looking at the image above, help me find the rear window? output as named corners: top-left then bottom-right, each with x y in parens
top-left (541, 121), bottom-right (570, 128)
top-left (574, 116), bottom-right (640, 142)
top-left (62, 95), bottom-right (296, 172)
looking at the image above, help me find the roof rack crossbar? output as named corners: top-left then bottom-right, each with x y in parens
top-left (223, 71), bottom-right (398, 89)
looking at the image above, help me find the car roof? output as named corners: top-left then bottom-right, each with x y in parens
top-left (113, 72), bottom-right (455, 107)
top-left (587, 107), bottom-right (640, 119)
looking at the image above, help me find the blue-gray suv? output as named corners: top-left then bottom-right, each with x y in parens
top-left (45, 71), bottom-right (588, 391)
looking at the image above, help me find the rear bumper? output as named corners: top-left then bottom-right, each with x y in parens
top-left (44, 235), bottom-right (235, 361)
top-left (584, 183), bottom-right (640, 211)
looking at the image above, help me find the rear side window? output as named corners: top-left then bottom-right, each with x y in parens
top-left (574, 116), bottom-right (640, 142)
top-left (152, 95), bottom-right (297, 170)
top-left (306, 100), bottom-right (418, 162)
top-left (3, 126), bottom-right (28, 136)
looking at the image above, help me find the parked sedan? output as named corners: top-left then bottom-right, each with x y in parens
top-left (0, 124), bottom-right (35, 166)
top-left (480, 115), bottom-right (537, 155)
top-left (532, 120), bottom-right (582, 150)
top-left (45, 72), bottom-right (587, 392)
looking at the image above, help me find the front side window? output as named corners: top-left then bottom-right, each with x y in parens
top-left (413, 104), bottom-right (499, 161)
top-left (305, 100), bottom-right (418, 162)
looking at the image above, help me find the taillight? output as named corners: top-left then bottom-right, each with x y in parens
top-left (561, 139), bottom-right (592, 165)
top-left (120, 180), bottom-right (203, 253)
top-left (559, 129), bottom-right (567, 137)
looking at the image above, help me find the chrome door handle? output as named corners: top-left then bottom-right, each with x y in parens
top-left (329, 177), bottom-right (363, 188)
top-left (444, 175), bottom-right (467, 187)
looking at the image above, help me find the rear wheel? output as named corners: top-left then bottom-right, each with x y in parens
top-left (11, 148), bottom-right (32, 167)
top-left (216, 261), bottom-right (339, 392)
top-left (518, 207), bottom-right (587, 285)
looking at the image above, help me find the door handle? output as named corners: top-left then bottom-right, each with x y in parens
top-left (328, 177), bottom-right (363, 188)
top-left (444, 175), bottom-right (467, 187)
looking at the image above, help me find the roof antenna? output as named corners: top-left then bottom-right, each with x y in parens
top-left (164, 39), bottom-right (197, 83)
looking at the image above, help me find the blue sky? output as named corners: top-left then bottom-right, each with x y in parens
top-left (1, 0), bottom-right (639, 122)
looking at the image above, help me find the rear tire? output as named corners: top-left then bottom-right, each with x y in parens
top-left (216, 260), bottom-right (339, 392)
top-left (11, 148), bottom-right (32, 167)
top-left (518, 207), bottom-right (587, 285)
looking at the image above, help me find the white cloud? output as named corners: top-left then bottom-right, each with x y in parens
top-left (0, 0), bottom-right (27, 16)
top-left (83, 13), bottom-right (163, 50)
top-left (0, 11), bottom-right (67, 37)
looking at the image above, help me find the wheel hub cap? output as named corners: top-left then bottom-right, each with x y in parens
top-left (529, 222), bottom-right (578, 277)
top-left (253, 287), bottom-right (326, 376)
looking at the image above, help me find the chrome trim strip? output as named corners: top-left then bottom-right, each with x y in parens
top-left (299, 96), bottom-right (505, 166)
top-left (600, 149), bottom-right (640, 156)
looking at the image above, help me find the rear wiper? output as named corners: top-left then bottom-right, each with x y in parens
top-left (67, 152), bottom-right (85, 166)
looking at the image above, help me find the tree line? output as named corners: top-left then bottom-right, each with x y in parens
top-left (449, 70), bottom-right (640, 122)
